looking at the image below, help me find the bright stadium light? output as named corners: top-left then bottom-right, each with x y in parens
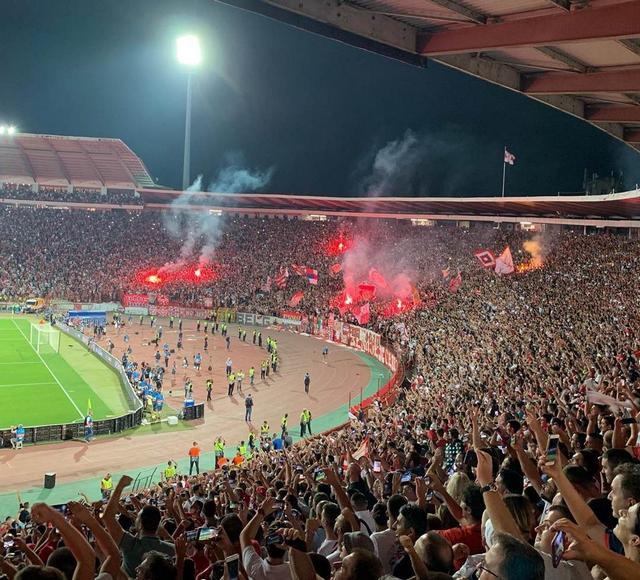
top-left (176, 34), bottom-right (202, 190)
top-left (176, 35), bottom-right (202, 67)
top-left (0, 126), bottom-right (5, 135)
top-left (7, 126), bottom-right (16, 135)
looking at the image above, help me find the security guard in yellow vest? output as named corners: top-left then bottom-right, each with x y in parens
top-left (100, 473), bottom-right (113, 499)
top-left (260, 420), bottom-right (270, 440)
top-left (163, 460), bottom-right (177, 480)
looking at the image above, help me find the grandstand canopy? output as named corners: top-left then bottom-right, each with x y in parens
top-left (219, 0), bottom-right (640, 153)
top-left (0, 133), bottom-right (157, 189)
top-left (142, 188), bottom-right (640, 220)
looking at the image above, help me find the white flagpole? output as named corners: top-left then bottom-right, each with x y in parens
top-left (501, 147), bottom-right (507, 197)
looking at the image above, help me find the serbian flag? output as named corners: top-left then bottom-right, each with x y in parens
top-left (289, 291), bottom-right (304, 307)
top-left (306, 267), bottom-right (318, 285)
top-left (291, 264), bottom-right (306, 276)
top-left (504, 148), bottom-right (516, 165)
top-left (329, 263), bottom-right (342, 276)
top-left (448, 272), bottom-right (462, 293)
top-left (274, 267), bottom-right (289, 289)
top-left (474, 250), bottom-right (496, 269)
top-left (495, 246), bottom-right (515, 275)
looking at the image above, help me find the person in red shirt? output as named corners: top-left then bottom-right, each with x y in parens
top-left (188, 442), bottom-right (201, 475)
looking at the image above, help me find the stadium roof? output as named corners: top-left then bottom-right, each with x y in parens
top-left (0, 133), bottom-right (157, 189)
top-left (141, 188), bottom-right (640, 220)
top-left (217, 0), bottom-right (640, 153)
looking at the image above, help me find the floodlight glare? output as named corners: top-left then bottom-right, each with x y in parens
top-left (0, 126), bottom-right (5, 135)
top-left (7, 126), bottom-right (16, 135)
top-left (176, 35), bottom-right (202, 66)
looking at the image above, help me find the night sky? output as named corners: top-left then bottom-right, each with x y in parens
top-left (2, 0), bottom-right (640, 196)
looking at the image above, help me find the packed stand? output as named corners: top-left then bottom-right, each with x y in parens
top-left (1, 183), bottom-right (141, 205)
top-left (1, 206), bottom-right (640, 579)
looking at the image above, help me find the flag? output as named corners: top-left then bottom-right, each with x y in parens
top-left (305, 267), bottom-right (318, 285)
top-left (261, 276), bottom-right (272, 293)
top-left (352, 302), bottom-right (370, 325)
top-left (495, 246), bottom-right (515, 275)
top-left (448, 272), bottom-right (462, 293)
top-left (474, 249), bottom-right (496, 269)
top-left (329, 263), bottom-right (342, 276)
top-left (291, 264), bottom-right (306, 276)
top-left (289, 291), bottom-right (304, 307)
top-left (441, 267), bottom-right (450, 279)
top-left (87, 398), bottom-right (93, 414)
top-left (358, 283), bottom-right (376, 301)
top-left (352, 437), bottom-right (369, 460)
top-left (274, 267), bottom-right (289, 289)
top-left (504, 148), bottom-right (516, 165)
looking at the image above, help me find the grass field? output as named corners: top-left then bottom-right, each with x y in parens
top-left (0, 317), bottom-right (134, 428)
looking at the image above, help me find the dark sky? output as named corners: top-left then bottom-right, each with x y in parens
top-left (2, 0), bottom-right (640, 196)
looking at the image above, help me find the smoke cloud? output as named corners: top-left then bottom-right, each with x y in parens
top-left (354, 127), bottom-right (500, 197)
top-left (162, 154), bottom-right (274, 270)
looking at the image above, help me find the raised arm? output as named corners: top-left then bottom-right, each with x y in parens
top-left (102, 474), bottom-right (133, 545)
top-left (31, 503), bottom-right (96, 580)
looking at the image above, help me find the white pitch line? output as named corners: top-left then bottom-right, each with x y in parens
top-left (0, 381), bottom-right (58, 388)
top-left (11, 320), bottom-right (85, 420)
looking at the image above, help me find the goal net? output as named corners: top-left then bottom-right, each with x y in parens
top-left (29, 323), bottom-right (60, 355)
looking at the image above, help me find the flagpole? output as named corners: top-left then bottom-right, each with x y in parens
top-left (501, 147), bottom-right (507, 197)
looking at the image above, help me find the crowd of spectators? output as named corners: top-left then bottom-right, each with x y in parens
top-left (1, 183), bottom-right (141, 205)
top-left (1, 206), bottom-right (640, 580)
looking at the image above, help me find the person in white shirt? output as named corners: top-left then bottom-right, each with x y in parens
top-left (317, 503), bottom-right (341, 557)
top-left (240, 497), bottom-right (292, 580)
top-left (370, 496), bottom-right (408, 574)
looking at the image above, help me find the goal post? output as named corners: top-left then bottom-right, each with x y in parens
top-left (29, 323), bottom-right (60, 355)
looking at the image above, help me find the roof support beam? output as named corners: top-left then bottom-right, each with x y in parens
top-left (535, 46), bottom-right (590, 73)
top-left (625, 129), bottom-right (640, 143)
top-left (417, 1), bottom-right (640, 55)
top-left (425, 0), bottom-right (487, 24)
top-left (586, 105), bottom-right (640, 123)
top-left (546, 0), bottom-right (570, 10)
top-left (618, 38), bottom-right (640, 57)
top-left (522, 68), bottom-right (640, 94)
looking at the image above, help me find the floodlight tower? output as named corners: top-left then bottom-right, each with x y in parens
top-left (176, 35), bottom-right (202, 191)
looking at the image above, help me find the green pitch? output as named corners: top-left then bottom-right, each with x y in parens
top-left (0, 317), bottom-right (134, 429)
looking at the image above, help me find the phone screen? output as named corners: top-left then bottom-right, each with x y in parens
top-left (314, 469), bottom-right (325, 481)
top-left (198, 527), bottom-right (216, 541)
top-left (401, 471), bottom-right (412, 483)
top-left (373, 461), bottom-right (381, 473)
top-left (226, 555), bottom-right (240, 580)
top-left (546, 436), bottom-right (560, 464)
top-left (551, 530), bottom-right (565, 567)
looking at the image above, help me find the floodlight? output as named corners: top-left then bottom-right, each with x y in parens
top-left (7, 126), bottom-right (16, 135)
top-left (0, 126), bottom-right (5, 135)
top-left (176, 35), bottom-right (202, 67)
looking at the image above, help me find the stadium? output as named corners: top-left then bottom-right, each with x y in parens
top-left (1, 1), bottom-right (640, 580)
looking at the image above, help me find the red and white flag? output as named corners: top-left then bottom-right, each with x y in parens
top-left (352, 437), bottom-right (369, 459)
top-left (306, 267), bottom-right (318, 285)
top-left (448, 272), bottom-right (462, 293)
top-left (504, 149), bottom-right (516, 165)
top-left (474, 249), bottom-right (496, 269)
top-left (329, 263), bottom-right (342, 276)
top-left (274, 267), bottom-right (289, 289)
top-left (291, 264), bottom-right (306, 276)
top-left (495, 246), bottom-right (515, 275)
top-left (352, 302), bottom-right (370, 325)
top-left (289, 291), bottom-right (304, 307)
